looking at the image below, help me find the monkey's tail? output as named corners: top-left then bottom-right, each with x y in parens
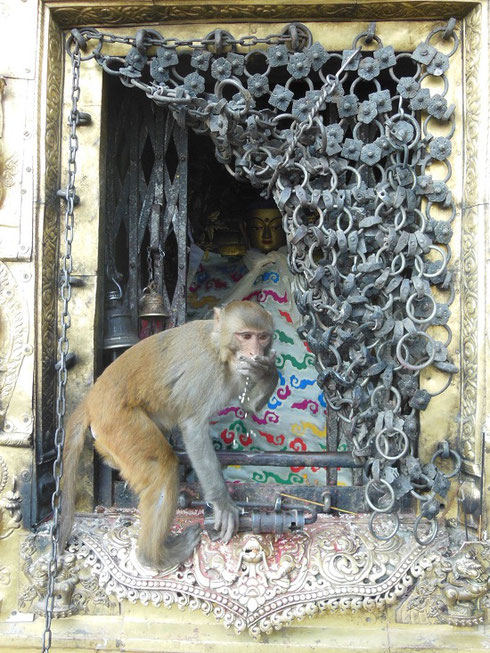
top-left (58, 401), bottom-right (90, 554)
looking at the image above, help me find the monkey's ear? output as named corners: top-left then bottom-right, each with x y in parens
top-left (213, 307), bottom-right (222, 330)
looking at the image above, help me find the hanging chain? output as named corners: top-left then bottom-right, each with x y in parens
top-left (41, 38), bottom-right (82, 653)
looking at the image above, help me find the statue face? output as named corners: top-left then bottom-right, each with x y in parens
top-left (247, 209), bottom-right (285, 253)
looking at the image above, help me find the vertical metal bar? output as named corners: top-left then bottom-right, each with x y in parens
top-left (326, 409), bottom-right (338, 486)
top-left (172, 122), bottom-right (188, 326)
top-left (127, 98), bottom-right (140, 326)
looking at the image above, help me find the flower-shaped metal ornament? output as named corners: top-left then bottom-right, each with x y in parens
top-left (429, 136), bottom-right (452, 161)
top-left (426, 94), bottom-right (448, 119)
top-left (269, 84), bottom-right (294, 111)
top-left (306, 42), bottom-right (329, 71)
top-left (183, 72), bottom-right (205, 96)
top-left (121, 47), bottom-right (148, 78)
top-left (228, 91), bottom-right (253, 114)
top-left (411, 42), bottom-right (437, 65)
top-left (324, 123), bottom-right (344, 155)
top-left (433, 220), bottom-right (453, 244)
top-left (266, 44), bottom-right (289, 68)
top-left (341, 138), bottom-right (363, 161)
top-left (211, 57), bottom-right (232, 81)
top-left (426, 52), bottom-right (449, 76)
top-left (150, 57), bottom-right (170, 84)
top-left (155, 46), bottom-right (178, 68)
top-left (373, 45), bottom-right (396, 69)
top-left (341, 48), bottom-right (361, 71)
top-left (415, 175), bottom-right (434, 195)
top-left (357, 100), bottom-right (378, 124)
top-left (375, 135), bottom-right (394, 157)
top-left (433, 303), bottom-right (451, 326)
top-left (291, 98), bottom-right (311, 121)
top-left (396, 76), bottom-right (420, 99)
top-left (305, 89), bottom-right (326, 111)
top-left (358, 56), bottom-right (380, 81)
top-left (389, 120), bottom-right (415, 144)
top-left (398, 374), bottom-right (418, 397)
top-left (287, 52), bottom-right (312, 79)
top-left (409, 88), bottom-right (431, 110)
top-left (337, 93), bottom-right (359, 118)
top-left (409, 388), bottom-right (431, 411)
top-left (369, 90), bottom-right (392, 113)
top-left (427, 180), bottom-right (448, 203)
top-left (227, 52), bottom-right (245, 76)
top-left (360, 143), bottom-right (382, 166)
top-left (247, 73), bottom-right (269, 97)
top-left (191, 48), bottom-right (212, 71)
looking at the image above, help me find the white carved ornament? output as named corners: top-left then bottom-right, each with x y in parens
top-left (63, 510), bottom-right (445, 637)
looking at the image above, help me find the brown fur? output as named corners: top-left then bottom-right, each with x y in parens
top-left (59, 300), bottom-right (277, 569)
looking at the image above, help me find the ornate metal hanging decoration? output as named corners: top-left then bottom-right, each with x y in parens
top-left (68, 19), bottom-right (461, 544)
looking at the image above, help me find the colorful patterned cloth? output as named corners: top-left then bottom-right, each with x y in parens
top-left (188, 249), bottom-right (350, 486)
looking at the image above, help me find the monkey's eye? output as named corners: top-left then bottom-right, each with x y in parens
top-left (238, 332), bottom-right (253, 340)
top-left (259, 334), bottom-right (271, 342)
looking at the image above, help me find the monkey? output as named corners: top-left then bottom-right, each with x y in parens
top-left (58, 300), bottom-right (278, 569)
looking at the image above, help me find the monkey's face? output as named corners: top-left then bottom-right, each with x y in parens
top-left (234, 329), bottom-right (272, 359)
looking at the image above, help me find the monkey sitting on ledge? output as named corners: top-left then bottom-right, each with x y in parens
top-left (59, 300), bottom-right (278, 569)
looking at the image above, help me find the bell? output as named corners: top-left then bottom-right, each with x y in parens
top-left (138, 285), bottom-right (169, 319)
top-left (103, 290), bottom-right (140, 350)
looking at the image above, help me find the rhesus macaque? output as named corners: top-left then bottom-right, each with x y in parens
top-left (59, 300), bottom-right (277, 569)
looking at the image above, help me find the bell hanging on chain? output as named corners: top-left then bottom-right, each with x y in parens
top-left (103, 282), bottom-right (140, 351)
top-left (138, 281), bottom-right (169, 338)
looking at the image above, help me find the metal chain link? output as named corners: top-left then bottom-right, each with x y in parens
top-left (41, 41), bottom-right (81, 653)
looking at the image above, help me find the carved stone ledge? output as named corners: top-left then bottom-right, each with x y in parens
top-left (23, 510), bottom-right (486, 636)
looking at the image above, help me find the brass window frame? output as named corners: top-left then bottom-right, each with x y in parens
top-left (34, 1), bottom-right (488, 531)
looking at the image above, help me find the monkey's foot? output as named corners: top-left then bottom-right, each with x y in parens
top-left (136, 524), bottom-right (202, 570)
top-left (164, 523), bottom-right (202, 562)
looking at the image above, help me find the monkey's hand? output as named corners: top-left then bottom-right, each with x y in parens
top-left (235, 349), bottom-right (277, 380)
top-left (211, 493), bottom-right (239, 543)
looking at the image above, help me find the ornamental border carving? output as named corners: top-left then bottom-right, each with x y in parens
top-left (20, 513), bottom-right (490, 633)
top-left (460, 4), bottom-right (482, 470)
top-left (37, 15), bottom-right (64, 456)
top-left (0, 262), bottom-right (30, 446)
top-left (46, 1), bottom-right (478, 27)
top-left (19, 512), bottom-right (446, 634)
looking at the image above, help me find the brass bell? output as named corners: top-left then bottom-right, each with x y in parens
top-left (138, 283), bottom-right (169, 338)
top-left (138, 283), bottom-right (169, 319)
top-left (103, 288), bottom-right (140, 350)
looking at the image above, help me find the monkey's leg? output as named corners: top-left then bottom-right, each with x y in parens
top-left (94, 411), bottom-right (201, 569)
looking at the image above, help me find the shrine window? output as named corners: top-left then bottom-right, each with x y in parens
top-left (33, 16), bottom-right (468, 548)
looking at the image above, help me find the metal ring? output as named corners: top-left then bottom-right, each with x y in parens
top-left (413, 514), bottom-right (439, 546)
top-left (413, 246), bottom-right (448, 279)
top-left (396, 331), bottom-right (436, 371)
top-left (370, 385), bottom-right (402, 413)
top-left (369, 511), bottom-right (400, 540)
top-left (431, 445), bottom-right (461, 478)
top-left (406, 292), bottom-right (437, 324)
top-left (365, 478), bottom-right (396, 513)
top-left (426, 24), bottom-right (460, 57)
top-left (375, 427), bottom-right (409, 461)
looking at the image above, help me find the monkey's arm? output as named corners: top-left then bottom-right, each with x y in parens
top-left (180, 417), bottom-right (239, 542)
top-left (236, 350), bottom-right (278, 413)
